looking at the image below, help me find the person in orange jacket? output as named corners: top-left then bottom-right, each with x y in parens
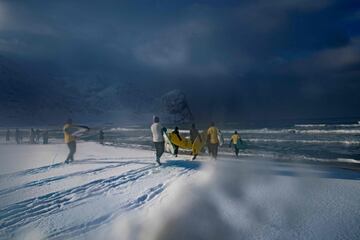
top-left (64, 119), bottom-right (77, 164)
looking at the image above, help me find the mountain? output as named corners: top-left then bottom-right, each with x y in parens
top-left (0, 56), bottom-right (194, 126)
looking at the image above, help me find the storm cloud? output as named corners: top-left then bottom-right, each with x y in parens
top-left (0, 0), bottom-right (359, 124)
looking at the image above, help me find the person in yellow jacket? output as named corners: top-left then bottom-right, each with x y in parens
top-left (230, 131), bottom-right (242, 157)
top-left (207, 122), bottom-right (219, 159)
top-left (64, 119), bottom-right (77, 164)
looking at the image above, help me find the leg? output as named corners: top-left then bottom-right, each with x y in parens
top-left (154, 142), bottom-right (164, 165)
top-left (65, 143), bottom-right (72, 163)
top-left (235, 146), bottom-right (239, 157)
top-left (213, 144), bottom-right (218, 159)
top-left (208, 144), bottom-right (213, 157)
top-left (70, 141), bottom-right (76, 161)
top-left (174, 146), bottom-right (178, 157)
top-left (66, 141), bottom-right (76, 163)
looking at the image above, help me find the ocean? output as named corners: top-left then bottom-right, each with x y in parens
top-left (1, 121), bottom-right (360, 165)
top-left (103, 122), bottom-right (360, 164)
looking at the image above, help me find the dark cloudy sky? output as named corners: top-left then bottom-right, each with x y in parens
top-left (0, 0), bottom-right (359, 124)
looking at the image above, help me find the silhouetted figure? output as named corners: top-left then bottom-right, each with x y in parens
top-left (43, 130), bottom-right (49, 144)
top-left (172, 126), bottom-right (182, 157)
top-left (19, 130), bottom-right (23, 143)
top-left (99, 130), bottom-right (104, 144)
top-left (30, 128), bottom-right (35, 144)
top-left (190, 124), bottom-right (200, 144)
top-left (15, 129), bottom-right (20, 144)
top-left (6, 129), bottom-right (10, 142)
top-left (35, 129), bottom-right (41, 143)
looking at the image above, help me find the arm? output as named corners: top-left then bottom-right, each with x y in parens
top-left (175, 132), bottom-right (182, 141)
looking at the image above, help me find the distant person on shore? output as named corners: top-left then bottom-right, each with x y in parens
top-left (99, 130), bottom-right (104, 145)
top-left (207, 122), bottom-right (219, 159)
top-left (15, 129), bottom-right (20, 144)
top-left (6, 129), bottom-right (10, 142)
top-left (30, 128), bottom-right (35, 144)
top-left (172, 126), bottom-right (182, 157)
top-left (35, 129), bottom-right (41, 143)
top-left (150, 116), bottom-right (165, 166)
top-left (43, 130), bottom-right (49, 144)
top-left (20, 130), bottom-right (23, 143)
top-left (64, 119), bottom-right (77, 164)
top-left (229, 131), bottom-right (242, 157)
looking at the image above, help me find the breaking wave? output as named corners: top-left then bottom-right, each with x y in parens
top-left (246, 138), bottom-right (360, 146)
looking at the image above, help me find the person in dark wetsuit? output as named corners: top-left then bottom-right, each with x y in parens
top-left (190, 124), bottom-right (201, 144)
top-left (15, 129), bottom-right (20, 144)
top-left (99, 130), bottom-right (104, 145)
top-left (6, 129), bottom-right (10, 142)
top-left (43, 130), bottom-right (49, 144)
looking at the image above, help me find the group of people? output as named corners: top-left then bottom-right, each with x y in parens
top-left (62, 117), bottom-right (242, 165)
top-left (4, 128), bottom-right (49, 144)
top-left (150, 116), bottom-right (243, 165)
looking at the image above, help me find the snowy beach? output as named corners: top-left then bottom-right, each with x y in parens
top-left (0, 141), bottom-right (359, 240)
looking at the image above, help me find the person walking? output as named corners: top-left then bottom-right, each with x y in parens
top-left (29, 128), bottom-right (35, 144)
top-left (229, 131), bottom-right (242, 157)
top-left (190, 123), bottom-right (201, 160)
top-left (35, 129), bottom-right (41, 143)
top-left (190, 124), bottom-right (200, 144)
top-left (64, 119), bottom-right (77, 164)
top-left (99, 130), bottom-right (104, 145)
top-left (207, 122), bottom-right (219, 159)
top-left (15, 129), bottom-right (20, 144)
top-left (6, 129), bottom-right (10, 142)
top-left (42, 130), bottom-right (49, 144)
top-left (172, 126), bottom-right (182, 157)
top-left (150, 116), bottom-right (165, 166)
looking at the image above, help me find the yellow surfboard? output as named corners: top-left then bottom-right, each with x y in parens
top-left (192, 131), bottom-right (207, 156)
top-left (169, 132), bottom-right (192, 149)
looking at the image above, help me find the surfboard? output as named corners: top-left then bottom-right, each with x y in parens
top-left (218, 130), bottom-right (224, 146)
top-left (70, 125), bottom-right (90, 137)
top-left (163, 132), bottom-right (176, 155)
top-left (192, 131), bottom-right (208, 156)
top-left (169, 132), bottom-right (192, 149)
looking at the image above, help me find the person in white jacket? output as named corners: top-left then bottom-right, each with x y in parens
top-left (150, 116), bottom-right (165, 165)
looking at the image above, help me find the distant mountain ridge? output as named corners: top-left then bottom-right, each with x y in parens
top-left (0, 56), bottom-right (194, 126)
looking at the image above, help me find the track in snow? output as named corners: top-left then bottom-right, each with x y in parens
top-left (0, 153), bottom-right (201, 239)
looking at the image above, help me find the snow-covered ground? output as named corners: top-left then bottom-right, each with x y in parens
top-left (0, 142), bottom-right (360, 240)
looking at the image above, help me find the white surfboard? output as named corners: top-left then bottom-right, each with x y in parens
top-left (218, 130), bottom-right (224, 146)
top-left (71, 126), bottom-right (90, 137)
top-left (163, 132), bottom-right (176, 155)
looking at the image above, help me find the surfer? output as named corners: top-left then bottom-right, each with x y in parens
top-left (35, 129), bottom-right (41, 143)
top-left (190, 124), bottom-right (200, 144)
top-left (5, 129), bottom-right (10, 142)
top-left (42, 130), bottom-right (49, 144)
top-left (190, 124), bottom-right (201, 160)
top-left (207, 122), bottom-right (220, 159)
top-left (15, 129), bottom-right (20, 144)
top-left (172, 127), bottom-right (182, 157)
top-left (99, 130), bottom-right (104, 145)
top-left (150, 116), bottom-right (165, 165)
top-left (64, 119), bottom-right (77, 164)
top-left (30, 128), bottom-right (35, 144)
top-left (229, 131), bottom-right (242, 157)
